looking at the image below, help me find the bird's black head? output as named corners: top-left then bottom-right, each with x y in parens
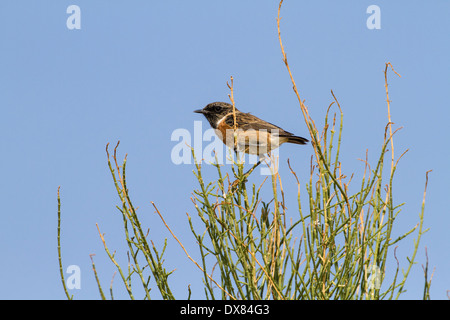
top-left (194, 102), bottom-right (237, 129)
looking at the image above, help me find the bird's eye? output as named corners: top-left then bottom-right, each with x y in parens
top-left (214, 106), bottom-right (222, 112)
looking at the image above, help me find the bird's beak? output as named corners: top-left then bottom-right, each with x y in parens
top-left (194, 109), bottom-right (204, 114)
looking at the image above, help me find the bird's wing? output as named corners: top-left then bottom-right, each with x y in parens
top-left (235, 113), bottom-right (294, 136)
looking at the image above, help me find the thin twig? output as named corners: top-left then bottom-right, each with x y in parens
top-left (89, 254), bottom-right (106, 300)
top-left (57, 186), bottom-right (72, 300)
top-left (384, 62), bottom-right (401, 173)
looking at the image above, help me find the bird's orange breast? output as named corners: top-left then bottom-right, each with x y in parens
top-left (216, 119), bottom-right (284, 155)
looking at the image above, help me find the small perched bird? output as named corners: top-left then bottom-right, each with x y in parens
top-left (194, 102), bottom-right (308, 156)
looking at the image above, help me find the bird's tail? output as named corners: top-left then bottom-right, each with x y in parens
top-left (285, 135), bottom-right (309, 145)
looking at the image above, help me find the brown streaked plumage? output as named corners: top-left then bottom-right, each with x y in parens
top-left (194, 102), bottom-right (308, 155)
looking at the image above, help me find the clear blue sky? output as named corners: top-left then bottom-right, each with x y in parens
top-left (0, 1), bottom-right (448, 299)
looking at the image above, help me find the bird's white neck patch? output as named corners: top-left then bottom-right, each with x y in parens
top-left (217, 111), bottom-right (240, 128)
top-left (216, 112), bottom-right (232, 128)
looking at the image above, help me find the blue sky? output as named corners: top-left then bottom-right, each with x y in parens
top-left (0, 1), bottom-right (448, 299)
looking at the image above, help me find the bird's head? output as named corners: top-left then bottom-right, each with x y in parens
top-left (194, 102), bottom-right (238, 129)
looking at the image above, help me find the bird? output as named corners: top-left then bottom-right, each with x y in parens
top-left (194, 101), bottom-right (308, 156)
